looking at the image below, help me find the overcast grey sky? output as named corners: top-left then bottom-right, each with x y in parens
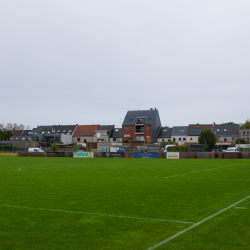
top-left (1, 0), bottom-right (249, 128)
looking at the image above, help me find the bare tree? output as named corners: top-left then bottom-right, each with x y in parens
top-left (26, 125), bottom-right (31, 130)
top-left (1, 123), bottom-right (30, 131)
top-left (6, 123), bottom-right (13, 130)
top-left (17, 124), bottom-right (25, 130)
top-left (13, 123), bottom-right (18, 129)
top-left (0, 123), bottom-right (4, 130)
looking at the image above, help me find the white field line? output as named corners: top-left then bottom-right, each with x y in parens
top-left (165, 165), bottom-right (238, 179)
top-left (145, 195), bottom-right (250, 250)
top-left (0, 205), bottom-right (194, 224)
top-left (200, 178), bottom-right (250, 181)
top-left (234, 207), bottom-right (247, 209)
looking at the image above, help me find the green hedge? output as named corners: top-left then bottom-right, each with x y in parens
top-left (167, 145), bottom-right (188, 152)
top-left (0, 146), bottom-right (15, 152)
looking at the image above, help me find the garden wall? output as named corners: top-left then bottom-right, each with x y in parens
top-left (179, 152), bottom-right (198, 158)
top-left (18, 152), bottom-right (47, 157)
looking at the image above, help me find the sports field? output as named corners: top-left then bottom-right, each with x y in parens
top-left (0, 157), bottom-right (249, 249)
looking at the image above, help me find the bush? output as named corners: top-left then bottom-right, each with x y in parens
top-left (72, 144), bottom-right (79, 152)
top-left (51, 143), bottom-right (59, 152)
top-left (44, 147), bottom-right (52, 152)
top-left (167, 145), bottom-right (187, 152)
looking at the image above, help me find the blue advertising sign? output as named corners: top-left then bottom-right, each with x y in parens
top-left (134, 152), bottom-right (158, 158)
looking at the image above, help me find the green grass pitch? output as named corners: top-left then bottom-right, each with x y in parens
top-left (0, 157), bottom-right (250, 249)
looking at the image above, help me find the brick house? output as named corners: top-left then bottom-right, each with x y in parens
top-left (122, 109), bottom-right (161, 144)
top-left (72, 125), bottom-right (99, 144)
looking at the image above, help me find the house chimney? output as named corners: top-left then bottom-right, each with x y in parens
top-left (197, 123), bottom-right (199, 127)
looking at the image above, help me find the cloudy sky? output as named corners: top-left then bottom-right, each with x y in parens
top-left (1, 0), bottom-right (249, 129)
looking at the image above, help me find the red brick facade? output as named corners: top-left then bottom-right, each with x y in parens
top-left (122, 125), bottom-right (152, 142)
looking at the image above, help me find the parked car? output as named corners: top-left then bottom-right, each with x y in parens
top-left (28, 148), bottom-right (44, 152)
top-left (212, 149), bottom-right (219, 152)
top-left (224, 147), bottom-right (239, 152)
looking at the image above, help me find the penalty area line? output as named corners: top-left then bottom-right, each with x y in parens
top-left (0, 205), bottom-right (194, 224)
top-left (165, 165), bottom-right (238, 179)
top-left (145, 195), bottom-right (250, 250)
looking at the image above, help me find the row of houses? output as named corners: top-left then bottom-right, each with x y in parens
top-left (9, 108), bottom-right (250, 151)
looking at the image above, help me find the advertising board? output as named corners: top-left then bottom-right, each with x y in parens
top-left (73, 152), bottom-right (93, 158)
top-left (167, 152), bottom-right (179, 159)
top-left (134, 152), bottom-right (158, 158)
top-left (47, 152), bottom-right (65, 157)
top-left (102, 152), bottom-right (124, 158)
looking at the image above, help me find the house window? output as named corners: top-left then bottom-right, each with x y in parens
top-left (102, 132), bottom-right (106, 136)
top-left (168, 139), bottom-right (171, 142)
top-left (97, 133), bottom-right (100, 138)
top-left (247, 137), bottom-right (249, 141)
top-left (183, 138), bottom-right (186, 141)
top-left (232, 137), bottom-right (235, 141)
top-left (224, 138), bottom-right (227, 142)
top-left (224, 129), bottom-right (227, 131)
top-left (146, 126), bottom-right (150, 130)
top-left (124, 127), bottom-right (130, 130)
top-left (247, 131), bottom-right (249, 135)
top-left (217, 129), bottom-right (219, 131)
top-left (190, 138), bottom-right (193, 141)
top-left (124, 134), bottom-right (130, 137)
top-left (243, 131), bottom-right (245, 135)
top-left (179, 138), bottom-right (181, 141)
top-left (162, 139), bottom-right (165, 142)
top-left (98, 139), bottom-right (104, 142)
top-left (135, 125), bottom-right (144, 133)
top-left (136, 136), bottom-right (144, 141)
top-left (173, 138), bottom-right (176, 142)
top-left (77, 138), bottom-right (80, 142)
top-left (84, 139), bottom-right (87, 143)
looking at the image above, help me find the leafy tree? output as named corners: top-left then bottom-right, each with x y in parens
top-left (0, 130), bottom-right (13, 140)
top-left (198, 129), bottom-right (216, 150)
top-left (240, 119), bottom-right (250, 129)
top-left (236, 138), bottom-right (248, 144)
